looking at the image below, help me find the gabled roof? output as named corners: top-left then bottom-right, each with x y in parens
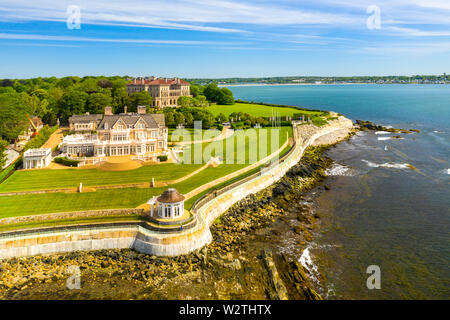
top-left (69, 114), bottom-right (103, 124)
top-left (97, 114), bottom-right (165, 130)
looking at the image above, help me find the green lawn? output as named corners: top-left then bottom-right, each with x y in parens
top-left (168, 128), bottom-right (221, 143)
top-left (0, 163), bottom-right (202, 193)
top-left (0, 127), bottom-right (292, 219)
top-left (0, 187), bottom-right (165, 218)
top-left (207, 102), bottom-right (322, 118)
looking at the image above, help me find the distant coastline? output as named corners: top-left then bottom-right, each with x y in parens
top-left (218, 82), bottom-right (448, 87)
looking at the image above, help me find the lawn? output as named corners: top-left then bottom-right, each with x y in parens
top-left (181, 126), bottom-right (292, 164)
top-left (0, 187), bottom-right (165, 218)
top-left (168, 128), bottom-right (220, 143)
top-left (0, 163), bottom-right (202, 193)
top-left (0, 127), bottom-right (292, 218)
top-left (207, 102), bottom-right (322, 118)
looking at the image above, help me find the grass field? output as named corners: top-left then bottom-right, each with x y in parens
top-left (0, 127), bottom-right (292, 218)
top-left (0, 163), bottom-right (203, 193)
top-left (207, 102), bottom-right (322, 118)
top-left (168, 128), bottom-right (220, 142)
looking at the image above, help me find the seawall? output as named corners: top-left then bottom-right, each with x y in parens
top-left (0, 116), bottom-right (353, 260)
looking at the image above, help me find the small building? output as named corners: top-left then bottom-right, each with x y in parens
top-left (147, 188), bottom-right (185, 219)
top-left (23, 148), bottom-right (52, 169)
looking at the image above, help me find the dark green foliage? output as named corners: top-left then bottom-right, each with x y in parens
top-left (157, 155), bottom-right (168, 162)
top-left (23, 125), bottom-right (58, 151)
top-left (54, 157), bottom-right (80, 167)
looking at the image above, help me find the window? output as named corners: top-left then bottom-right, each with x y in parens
top-left (104, 123), bottom-right (108, 129)
top-left (158, 141), bottom-right (163, 148)
top-left (164, 206), bottom-right (170, 218)
top-left (158, 206), bottom-right (162, 217)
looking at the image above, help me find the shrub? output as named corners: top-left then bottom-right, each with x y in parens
top-left (157, 155), bottom-right (168, 162)
top-left (23, 125), bottom-right (59, 151)
top-left (54, 157), bottom-right (80, 167)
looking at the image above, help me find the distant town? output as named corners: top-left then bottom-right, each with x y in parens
top-left (187, 74), bottom-right (449, 85)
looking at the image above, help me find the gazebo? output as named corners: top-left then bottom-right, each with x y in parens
top-left (147, 188), bottom-right (185, 219)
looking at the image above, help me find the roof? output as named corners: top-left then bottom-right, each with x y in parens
top-left (128, 78), bottom-right (190, 86)
top-left (69, 114), bottom-right (103, 124)
top-left (24, 148), bottom-right (51, 157)
top-left (97, 113), bottom-right (165, 130)
top-left (157, 188), bottom-right (185, 203)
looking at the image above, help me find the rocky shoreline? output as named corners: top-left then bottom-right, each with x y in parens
top-left (0, 133), bottom-right (354, 300)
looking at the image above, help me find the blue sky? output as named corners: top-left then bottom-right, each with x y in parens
top-left (0, 0), bottom-right (449, 78)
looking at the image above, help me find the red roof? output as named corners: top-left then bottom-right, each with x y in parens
top-left (128, 78), bottom-right (189, 86)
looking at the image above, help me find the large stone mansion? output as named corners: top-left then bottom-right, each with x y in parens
top-left (62, 106), bottom-right (168, 158)
top-left (126, 76), bottom-right (190, 108)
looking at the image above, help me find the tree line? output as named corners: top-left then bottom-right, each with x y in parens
top-left (0, 76), bottom-right (235, 167)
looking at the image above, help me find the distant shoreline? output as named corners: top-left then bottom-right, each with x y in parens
top-left (217, 83), bottom-right (448, 87)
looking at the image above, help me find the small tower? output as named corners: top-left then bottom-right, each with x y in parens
top-left (147, 188), bottom-right (185, 219)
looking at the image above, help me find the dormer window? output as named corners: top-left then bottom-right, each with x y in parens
top-left (138, 123), bottom-right (145, 129)
top-left (104, 123), bottom-right (109, 129)
top-left (117, 125), bottom-right (124, 130)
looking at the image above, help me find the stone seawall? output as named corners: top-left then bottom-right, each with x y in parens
top-left (0, 117), bottom-right (353, 260)
top-left (0, 208), bottom-right (145, 225)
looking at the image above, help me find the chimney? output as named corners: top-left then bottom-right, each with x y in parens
top-left (124, 106), bottom-right (127, 114)
top-left (138, 106), bottom-right (146, 115)
top-left (104, 106), bottom-right (113, 116)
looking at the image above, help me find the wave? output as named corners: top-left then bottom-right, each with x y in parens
top-left (362, 159), bottom-right (412, 169)
top-left (299, 246), bottom-right (320, 284)
top-left (441, 168), bottom-right (450, 175)
top-left (377, 137), bottom-right (391, 141)
top-left (325, 163), bottom-right (356, 176)
top-left (375, 131), bottom-right (391, 135)
top-left (433, 130), bottom-right (445, 134)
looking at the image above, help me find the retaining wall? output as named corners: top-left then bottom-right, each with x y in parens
top-left (0, 117), bottom-right (353, 259)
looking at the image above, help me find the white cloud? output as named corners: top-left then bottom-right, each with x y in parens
top-left (0, 32), bottom-right (235, 45)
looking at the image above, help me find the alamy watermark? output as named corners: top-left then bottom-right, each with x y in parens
top-left (171, 122), bottom-right (282, 165)
top-left (366, 5), bottom-right (381, 30)
top-left (66, 5), bottom-right (81, 30)
top-left (66, 265), bottom-right (81, 290)
top-left (366, 265), bottom-right (381, 289)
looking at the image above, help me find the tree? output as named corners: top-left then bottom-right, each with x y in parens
top-left (216, 113), bottom-right (227, 123)
top-left (204, 83), bottom-right (221, 102)
top-left (204, 83), bottom-right (234, 105)
top-left (87, 93), bottom-right (112, 114)
top-left (174, 113), bottom-right (185, 126)
top-left (194, 95), bottom-right (209, 108)
top-left (59, 89), bottom-right (88, 121)
top-left (190, 85), bottom-right (204, 97)
top-left (217, 87), bottom-right (235, 105)
top-left (112, 87), bottom-right (129, 112)
top-left (165, 112), bottom-right (175, 127)
top-left (178, 96), bottom-right (195, 108)
top-left (129, 91), bottom-right (152, 112)
top-left (0, 139), bottom-right (7, 168)
top-left (0, 92), bottom-right (29, 141)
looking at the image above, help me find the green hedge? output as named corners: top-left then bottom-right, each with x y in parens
top-left (23, 125), bottom-right (59, 151)
top-left (157, 155), bottom-right (168, 162)
top-left (54, 157), bottom-right (80, 167)
top-left (0, 158), bottom-right (22, 182)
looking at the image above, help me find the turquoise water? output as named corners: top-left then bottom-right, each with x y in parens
top-left (228, 84), bottom-right (450, 299)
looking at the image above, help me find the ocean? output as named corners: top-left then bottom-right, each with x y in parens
top-left (228, 84), bottom-right (450, 299)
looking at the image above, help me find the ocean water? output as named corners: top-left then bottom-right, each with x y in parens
top-left (228, 84), bottom-right (450, 299)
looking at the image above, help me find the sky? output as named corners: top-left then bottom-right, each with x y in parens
top-left (0, 0), bottom-right (449, 78)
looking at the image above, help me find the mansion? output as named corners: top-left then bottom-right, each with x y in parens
top-left (127, 76), bottom-right (190, 108)
top-left (62, 106), bottom-right (168, 158)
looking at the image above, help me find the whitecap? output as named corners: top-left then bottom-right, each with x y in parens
top-left (299, 246), bottom-right (319, 284)
top-left (384, 145), bottom-right (388, 151)
top-left (377, 137), bottom-right (391, 141)
top-left (325, 163), bottom-right (355, 176)
top-left (375, 131), bottom-right (391, 135)
top-left (433, 130), bottom-right (445, 134)
top-left (442, 169), bottom-right (450, 175)
top-left (362, 159), bottom-right (411, 169)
